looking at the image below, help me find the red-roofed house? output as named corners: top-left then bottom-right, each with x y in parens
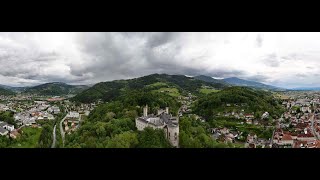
top-left (279, 134), bottom-right (294, 146)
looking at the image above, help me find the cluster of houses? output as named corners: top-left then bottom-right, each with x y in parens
top-left (178, 93), bottom-right (195, 116)
top-left (245, 133), bottom-right (272, 148)
top-left (216, 108), bottom-right (269, 125)
top-left (0, 95), bottom-right (33, 101)
top-left (273, 93), bottom-right (320, 148)
top-left (63, 111), bottom-right (80, 134)
top-left (272, 128), bottom-right (320, 148)
top-left (65, 101), bottom-right (94, 115)
top-left (14, 101), bottom-right (58, 126)
top-left (211, 127), bottom-right (243, 143)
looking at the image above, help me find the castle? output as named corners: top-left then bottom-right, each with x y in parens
top-left (135, 105), bottom-right (179, 147)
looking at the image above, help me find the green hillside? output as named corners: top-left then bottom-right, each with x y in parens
top-left (24, 82), bottom-right (88, 96)
top-left (72, 74), bottom-right (228, 103)
top-left (193, 86), bottom-right (284, 119)
top-left (0, 87), bottom-right (16, 96)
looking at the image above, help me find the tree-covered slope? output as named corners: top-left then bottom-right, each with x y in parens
top-left (72, 74), bottom-right (228, 103)
top-left (0, 87), bottom-right (16, 96)
top-left (193, 87), bottom-right (284, 119)
top-left (65, 90), bottom-right (178, 148)
top-left (24, 82), bottom-right (88, 96)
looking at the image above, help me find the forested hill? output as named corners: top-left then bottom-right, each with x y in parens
top-left (65, 91), bottom-right (181, 148)
top-left (0, 87), bottom-right (16, 96)
top-left (72, 74), bottom-right (228, 103)
top-left (193, 87), bottom-right (284, 120)
top-left (24, 82), bottom-right (89, 96)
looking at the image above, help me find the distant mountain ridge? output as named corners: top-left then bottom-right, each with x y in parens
top-left (24, 82), bottom-right (89, 96)
top-left (194, 75), bottom-right (229, 85)
top-left (0, 84), bottom-right (27, 92)
top-left (222, 77), bottom-right (286, 91)
top-left (290, 87), bottom-right (320, 91)
top-left (72, 73), bottom-right (228, 103)
top-left (193, 75), bottom-right (286, 91)
top-left (0, 87), bottom-right (16, 96)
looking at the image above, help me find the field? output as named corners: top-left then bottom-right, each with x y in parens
top-left (152, 87), bottom-right (180, 97)
top-left (273, 92), bottom-right (290, 100)
top-left (147, 82), bottom-right (168, 87)
top-left (10, 127), bottom-right (42, 148)
top-left (199, 88), bottom-right (220, 94)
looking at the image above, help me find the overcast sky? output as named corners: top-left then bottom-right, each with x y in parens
top-left (0, 32), bottom-right (320, 88)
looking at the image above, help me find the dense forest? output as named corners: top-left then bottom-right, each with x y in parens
top-left (0, 87), bottom-right (16, 96)
top-left (179, 116), bottom-right (236, 148)
top-left (194, 87), bottom-right (285, 120)
top-left (24, 82), bottom-right (88, 96)
top-left (65, 90), bottom-right (181, 148)
top-left (66, 92), bottom-right (235, 148)
top-left (72, 74), bottom-right (227, 103)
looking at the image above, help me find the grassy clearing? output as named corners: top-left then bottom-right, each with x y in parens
top-left (199, 88), bottom-right (220, 94)
top-left (152, 87), bottom-right (180, 97)
top-left (147, 82), bottom-right (168, 87)
top-left (10, 127), bottom-right (42, 148)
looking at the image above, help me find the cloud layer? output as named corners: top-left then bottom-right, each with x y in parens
top-left (0, 32), bottom-right (320, 88)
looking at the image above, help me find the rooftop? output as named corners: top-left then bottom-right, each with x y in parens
top-left (0, 127), bottom-right (8, 134)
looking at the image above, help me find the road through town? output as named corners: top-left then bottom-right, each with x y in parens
top-left (51, 124), bottom-right (56, 148)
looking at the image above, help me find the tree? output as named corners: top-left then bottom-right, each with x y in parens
top-left (106, 132), bottom-right (139, 148)
top-left (137, 127), bottom-right (171, 148)
top-left (38, 125), bottom-right (53, 148)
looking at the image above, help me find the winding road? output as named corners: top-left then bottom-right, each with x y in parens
top-left (60, 115), bottom-right (67, 147)
top-left (310, 113), bottom-right (319, 140)
top-left (51, 124), bottom-right (56, 148)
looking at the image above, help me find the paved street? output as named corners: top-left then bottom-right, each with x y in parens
top-left (60, 115), bottom-right (67, 147)
top-left (51, 124), bottom-right (56, 148)
top-left (310, 113), bottom-right (319, 140)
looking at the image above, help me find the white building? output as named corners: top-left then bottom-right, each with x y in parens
top-left (67, 111), bottom-right (80, 119)
top-left (136, 105), bottom-right (179, 147)
top-left (0, 127), bottom-right (8, 136)
top-left (52, 106), bottom-right (60, 114)
top-left (0, 121), bottom-right (14, 136)
top-left (261, 112), bottom-right (269, 119)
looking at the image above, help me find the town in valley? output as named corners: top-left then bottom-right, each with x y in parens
top-left (1, 32), bottom-right (320, 148)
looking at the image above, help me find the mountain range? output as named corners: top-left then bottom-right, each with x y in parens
top-left (23, 82), bottom-right (89, 96)
top-left (290, 87), bottom-right (320, 91)
top-left (0, 74), bottom-right (302, 97)
top-left (194, 75), bottom-right (286, 91)
top-left (72, 74), bottom-right (228, 103)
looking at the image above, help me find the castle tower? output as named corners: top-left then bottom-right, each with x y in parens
top-left (167, 124), bottom-right (179, 147)
top-left (143, 104), bottom-right (148, 117)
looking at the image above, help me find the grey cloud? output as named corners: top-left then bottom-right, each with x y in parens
top-left (281, 53), bottom-right (306, 62)
top-left (207, 69), bottom-right (247, 78)
top-left (262, 53), bottom-right (280, 67)
top-left (70, 32), bottom-right (195, 83)
top-left (145, 32), bottom-right (179, 48)
top-left (62, 32), bottom-right (249, 84)
top-left (3, 32), bottom-right (320, 88)
top-left (296, 73), bottom-right (307, 78)
top-left (0, 32), bottom-right (252, 86)
top-left (256, 34), bottom-right (263, 47)
top-left (246, 74), bottom-right (269, 82)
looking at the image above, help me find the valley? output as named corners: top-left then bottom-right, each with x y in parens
top-left (0, 73), bottom-right (318, 148)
